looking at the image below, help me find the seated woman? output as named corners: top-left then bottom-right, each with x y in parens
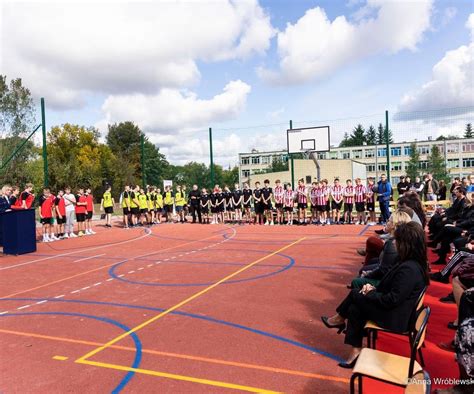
top-left (321, 222), bottom-right (429, 368)
top-left (352, 211), bottom-right (411, 289)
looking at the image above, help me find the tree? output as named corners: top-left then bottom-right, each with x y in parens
top-left (339, 132), bottom-right (351, 147)
top-left (436, 134), bottom-right (459, 141)
top-left (268, 156), bottom-right (288, 172)
top-left (143, 141), bottom-right (169, 187)
top-left (405, 143), bottom-right (420, 180)
top-left (427, 145), bottom-right (449, 182)
top-left (350, 124), bottom-right (366, 146)
top-left (465, 123), bottom-right (473, 138)
top-left (376, 123), bottom-right (394, 144)
top-left (222, 166), bottom-right (239, 186)
top-left (365, 125), bottom-right (377, 145)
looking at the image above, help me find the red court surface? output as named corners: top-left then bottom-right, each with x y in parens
top-left (0, 222), bottom-right (458, 393)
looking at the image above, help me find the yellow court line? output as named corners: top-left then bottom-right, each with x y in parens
top-left (0, 328), bottom-right (348, 384)
top-left (1, 231), bottom-right (225, 299)
top-left (52, 355), bottom-right (68, 361)
top-left (79, 359), bottom-right (280, 393)
top-left (76, 237), bottom-right (306, 362)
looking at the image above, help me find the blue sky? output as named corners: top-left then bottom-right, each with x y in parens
top-left (3, 0), bottom-right (473, 165)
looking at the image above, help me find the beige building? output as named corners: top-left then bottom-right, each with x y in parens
top-left (239, 137), bottom-right (474, 186)
top-left (245, 159), bottom-right (366, 187)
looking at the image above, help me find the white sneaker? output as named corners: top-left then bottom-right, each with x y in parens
top-left (85, 230), bottom-right (91, 235)
top-left (63, 233), bottom-right (69, 239)
top-left (89, 230), bottom-right (96, 235)
top-left (69, 233), bottom-right (78, 238)
top-left (270, 221), bottom-right (274, 226)
top-left (51, 235), bottom-right (60, 241)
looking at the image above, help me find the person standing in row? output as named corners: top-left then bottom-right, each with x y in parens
top-left (100, 185), bottom-right (115, 228)
top-left (121, 185), bottom-right (131, 229)
top-left (19, 183), bottom-right (35, 209)
top-left (376, 174), bottom-right (392, 224)
top-left (175, 185), bottom-right (186, 223)
top-left (273, 180), bottom-right (284, 225)
top-left (130, 185), bottom-right (140, 226)
top-left (85, 187), bottom-right (96, 234)
top-left (366, 178), bottom-right (376, 225)
top-left (253, 182), bottom-right (263, 225)
top-left (38, 188), bottom-right (56, 242)
top-left (424, 173), bottom-right (439, 201)
top-left (354, 178), bottom-right (366, 225)
top-left (163, 185), bottom-right (174, 223)
top-left (296, 179), bottom-right (308, 225)
top-left (317, 180), bottom-right (329, 225)
top-left (55, 189), bottom-right (66, 238)
top-left (262, 180), bottom-right (273, 225)
top-left (232, 183), bottom-right (243, 224)
top-left (155, 188), bottom-right (163, 224)
top-left (243, 183), bottom-right (253, 224)
top-left (331, 178), bottom-right (344, 224)
top-left (210, 188), bottom-right (219, 224)
top-left (343, 179), bottom-right (354, 224)
top-left (310, 181), bottom-right (319, 224)
top-left (63, 187), bottom-right (77, 238)
top-left (188, 184), bottom-right (202, 224)
top-left (284, 184), bottom-right (295, 225)
top-left (200, 188), bottom-right (210, 224)
top-left (217, 187), bottom-right (225, 223)
top-left (75, 188), bottom-right (88, 236)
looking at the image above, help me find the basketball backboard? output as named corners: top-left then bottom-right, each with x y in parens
top-left (287, 126), bottom-right (330, 154)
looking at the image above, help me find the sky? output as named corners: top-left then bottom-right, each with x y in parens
top-left (1, 0), bottom-right (473, 167)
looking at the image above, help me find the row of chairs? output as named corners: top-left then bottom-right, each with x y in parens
top-left (350, 288), bottom-right (431, 393)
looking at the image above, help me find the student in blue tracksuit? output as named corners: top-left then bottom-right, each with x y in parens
top-left (376, 174), bottom-right (392, 224)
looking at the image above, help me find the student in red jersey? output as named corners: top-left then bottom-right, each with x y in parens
top-left (316, 180), bottom-right (328, 225)
top-left (85, 187), bottom-right (96, 235)
top-left (343, 179), bottom-right (354, 224)
top-left (310, 181), bottom-right (319, 224)
top-left (331, 178), bottom-right (344, 224)
top-left (354, 178), bottom-right (367, 225)
top-left (55, 189), bottom-right (66, 239)
top-left (38, 188), bottom-right (55, 242)
top-left (9, 186), bottom-right (21, 209)
top-left (322, 179), bottom-right (331, 225)
top-left (284, 184), bottom-right (295, 225)
top-left (366, 178), bottom-right (377, 225)
top-left (75, 188), bottom-right (88, 237)
top-left (296, 179), bottom-right (308, 225)
top-left (20, 183), bottom-right (35, 209)
top-left (273, 180), bottom-right (284, 225)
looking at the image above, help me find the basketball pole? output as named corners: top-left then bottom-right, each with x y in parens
top-left (385, 110), bottom-right (390, 182)
top-left (209, 127), bottom-right (214, 188)
top-left (289, 120), bottom-right (295, 189)
top-left (41, 97), bottom-right (49, 187)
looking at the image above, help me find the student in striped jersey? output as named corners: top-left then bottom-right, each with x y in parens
top-left (322, 179), bottom-right (331, 225)
top-left (331, 178), bottom-right (344, 224)
top-left (296, 178), bottom-right (308, 225)
top-left (366, 178), bottom-right (376, 225)
top-left (354, 178), bottom-right (367, 225)
top-left (317, 180), bottom-right (329, 225)
top-left (100, 185), bottom-right (115, 229)
top-left (273, 180), bottom-right (284, 225)
top-left (284, 184), bottom-right (295, 225)
top-left (310, 181), bottom-right (319, 224)
top-left (343, 179), bottom-right (354, 224)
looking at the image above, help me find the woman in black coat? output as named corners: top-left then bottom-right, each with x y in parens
top-left (321, 222), bottom-right (430, 368)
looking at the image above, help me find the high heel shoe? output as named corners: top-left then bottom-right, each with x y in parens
top-left (338, 355), bottom-right (359, 369)
top-left (321, 316), bottom-right (346, 334)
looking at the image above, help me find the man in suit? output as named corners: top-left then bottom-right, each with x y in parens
top-left (429, 186), bottom-right (467, 237)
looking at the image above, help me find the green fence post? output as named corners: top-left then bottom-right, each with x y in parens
top-left (385, 110), bottom-right (391, 182)
top-left (289, 120), bottom-right (294, 189)
top-left (141, 133), bottom-right (146, 188)
top-left (209, 127), bottom-right (214, 188)
top-left (41, 98), bottom-right (49, 187)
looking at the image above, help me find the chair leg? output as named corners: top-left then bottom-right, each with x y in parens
top-left (358, 375), bottom-right (363, 394)
top-left (367, 330), bottom-right (371, 348)
top-left (372, 330), bottom-right (378, 349)
top-left (418, 348), bottom-right (425, 367)
top-left (350, 374), bottom-right (358, 394)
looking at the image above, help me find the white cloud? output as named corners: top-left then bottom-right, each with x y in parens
top-left (258, 0), bottom-right (433, 84)
top-left (396, 13), bottom-right (474, 117)
top-left (1, 0), bottom-right (273, 109)
top-left (441, 6), bottom-right (457, 26)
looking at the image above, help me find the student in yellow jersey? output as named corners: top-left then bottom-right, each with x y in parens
top-left (129, 185), bottom-right (140, 227)
top-left (155, 188), bottom-right (163, 223)
top-left (163, 185), bottom-right (174, 222)
top-left (175, 185), bottom-right (186, 223)
top-left (100, 185), bottom-right (115, 228)
top-left (121, 185), bottom-right (131, 229)
top-left (182, 185), bottom-right (189, 222)
top-left (147, 186), bottom-right (155, 225)
top-left (138, 188), bottom-right (148, 226)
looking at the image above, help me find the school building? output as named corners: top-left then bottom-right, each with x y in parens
top-left (238, 137), bottom-right (474, 186)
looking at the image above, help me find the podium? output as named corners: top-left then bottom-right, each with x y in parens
top-left (0, 209), bottom-right (37, 255)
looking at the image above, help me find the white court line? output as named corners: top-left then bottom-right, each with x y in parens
top-left (70, 290), bottom-right (80, 294)
top-left (81, 286), bottom-right (90, 291)
top-left (0, 228), bottom-right (152, 271)
top-left (35, 300), bottom-right (48, 305)
top-left (73, 253), bottom-right (106, 263)
top-left (17, 305), bottom-right (31, 310)
top-left (93, 282), bottom-right (102, 286)
top-left (0, 311), bottom-right (8, 315)
top-left (106, 278), bottom-right (114, 282)
top-left (54, 295), bottom-right (65, 299)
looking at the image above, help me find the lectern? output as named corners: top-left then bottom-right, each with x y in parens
top-left (0, 209), bottom-right (37, 255)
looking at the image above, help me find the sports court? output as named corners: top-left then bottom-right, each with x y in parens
top-left (0, 222), bottom-right (458, 393)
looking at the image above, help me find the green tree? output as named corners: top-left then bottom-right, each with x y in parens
top-left (222, 166), bottom-right (239, 186)
top-left (427, 145), bottom-right (449, 182)
top-left (436, 134), bottom-right (459, 141)
top-left (376, 123), bottom-right (394, 144)
top-left (339, 132), bottom-right (351, 147)
top-left (405, 143), bottom-right (420, 180)
top-left (349, 124), bottom-right (366, 146)
top-left (465, 123), bottom-right (473, 138)
top-left (267, 156), bottom-right (289, 172)
top-left (143, 141), bottom-right (169, 187)
top-left (365, 125), bottom-right (377, 145)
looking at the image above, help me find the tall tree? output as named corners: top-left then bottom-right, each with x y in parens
top-left (350, 124), bottom-right (366, 146)
top-left (405, 143), bottom-right (420, 180)
top-left (427, 145), bottom-right (449, 182)
top-left (268, 156), bottom-right (289, 172)
top-left (365, 125), bottom-right (377, 145)
top-left (339, 132), bottom-right (351, 147)
top-left (465, 123), bottom-right (473, 138)
top-left (376, 123), bottom-right (394, 144)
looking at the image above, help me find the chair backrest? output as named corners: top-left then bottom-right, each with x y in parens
top-left (405, 370), bottom-right (431, 394)
top-left (409, 306), bottom-right (431, 377)
top-left (408, 287), bottom-right (427, 329)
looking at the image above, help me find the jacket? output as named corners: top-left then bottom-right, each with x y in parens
top-left (366, 259), bottom-right (427, 332)
top-left (376, 181), bottom-right (392, 202)
top-left (365, 238), bottom-right (399, 280)
top-left (446, 197), bottom-right (467, 221)
top-left (424, 179), bottom-right (439, 195)
top-left (0, 195), bottom-right (11, 213)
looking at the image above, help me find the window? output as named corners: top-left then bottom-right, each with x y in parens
top-left (261, 156), bottom-right (270, 164)
top-left (353, 149), bottom-right (362, 159)
top-left (317, 152), bottom-right (327, 160)
top-left (462, 142), bottom-right (474, 153)
top-left (329, 151), bottom-right (338, 159)
top-left (306, 175), bottom-right (312, 184)
top-left (462, 157), bottom-right (474, 167)
top-left (341, 151), bottom-right (350, 159)
top-left (366, 164), bottom-right (376, 172)
top-left (447, 159), bottom-right (460, 168)
top-left (251, 156), bottom-right (260, 164)
top-left (391, 147), bottom-right (401, 156)
top-left (418, 161), bottom-right (429, 170)
top-left (404, 146), bottom-right (412, 156)
top-left (378, 164), bottom-right (387, 171)
top-left (418, 146), bottom-right (430, 155)
top-left (241, 156), bottom-right (250, 165)
top-left (365, 149), bottom-right (375, 158)
top-left (391, 161), bottom-right (402, 171)
top-left (447, 143), bottom-right (459, 153)
top-left (242, 170), bottom-right (250, 178)
top-left (377, 148), bottom-right (387, 157)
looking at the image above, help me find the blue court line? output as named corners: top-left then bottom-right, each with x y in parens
top-left (1, 311), bottom-right (141, 393)
top-left (1, 298), bottom-right (344, 363)
top-left (358, 224), bottom-right (370, 236)
top-left (108, 251), bottom-right (296, 287)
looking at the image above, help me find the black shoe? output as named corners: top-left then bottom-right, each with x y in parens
top-left (430, 272), bottom-right (449, 284)
top-left (440, 293), bottom-right (455, 303)
top-left (320, 316), bottom-right (346, 334)
top-left (374, 229), bottom-right (385, 235)
top-left (447, 321), bottom-right (458, 330)
top-left (338, 355), bottom-right (359, 369)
